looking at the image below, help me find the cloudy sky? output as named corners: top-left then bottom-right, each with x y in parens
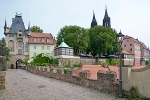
top-left (0, 0), bottom-right (150, 47)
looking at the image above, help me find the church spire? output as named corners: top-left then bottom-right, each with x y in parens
top-left (103, 6), bottom-right (111, 28)
top-left (28, 21), bottom-right (30, 30)
top-left (4, 18), bottom-right (7, 29)
top-left (91, 10), bottom-right (98, 28)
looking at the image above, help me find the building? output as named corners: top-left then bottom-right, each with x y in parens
top-left (122, 35), bottom-right (149, 66)
top-left (102, 6), bottom-right (111, 28)
top-left (4, 13), bottom-right (55, 68)
top-left (91, 11), bottom-right (98, 28)
top-left (28, 32), bottom-right (55, 62)
top-left (90, 6), bottom-right (111, 28)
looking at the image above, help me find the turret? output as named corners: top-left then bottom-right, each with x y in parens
top-left (91, 11), bottom-right (98, 28)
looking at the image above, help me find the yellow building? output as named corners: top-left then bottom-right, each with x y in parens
top-left (28, 32), bottom-right (55, 62)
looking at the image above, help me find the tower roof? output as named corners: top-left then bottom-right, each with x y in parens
top-left (91, 10), bottom-right (98, 27)
top-left (103, 6), bottom-right (111, 28)
top-left (9, 14), bottom-right (26, 34)
top-left (58, 42), bottom-right (69, 48)
top-left (4, 18), bottom-right (7, 28)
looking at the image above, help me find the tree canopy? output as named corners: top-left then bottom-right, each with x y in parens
top-left (88, 26), bottom-right (120, 57)
top-left (56, 25), bottom-right (89, 55)
top-left (30, 26), bottom-right (43, 33)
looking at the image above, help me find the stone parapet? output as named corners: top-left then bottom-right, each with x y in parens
top-left (27, 66), bottom-right (119, 94)
top-left (0, 71), bottom-right (5, 90)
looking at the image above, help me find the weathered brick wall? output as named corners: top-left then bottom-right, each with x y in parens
top-left (27, 66), bottom-right (119, 94)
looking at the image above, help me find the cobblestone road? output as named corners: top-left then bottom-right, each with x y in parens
top-left (5, 69), bottom-right (118, 100)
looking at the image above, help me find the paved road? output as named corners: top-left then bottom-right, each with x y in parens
top-left (5, 69), bottom-right (118, 100)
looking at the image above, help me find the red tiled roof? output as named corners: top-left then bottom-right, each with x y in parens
top-left (122, 49), bottom-right (133, 55)
top-left (29, 32), bottom-right (54, 44)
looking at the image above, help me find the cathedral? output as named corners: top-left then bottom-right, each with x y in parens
top-left (91, 6), bottom-right (111, 28)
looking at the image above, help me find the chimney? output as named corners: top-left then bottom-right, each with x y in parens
top-left (12, 18), bottom-right (14, 23)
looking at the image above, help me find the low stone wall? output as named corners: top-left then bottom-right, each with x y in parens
top-left (0, 71), bottom-right (5, 90)
top-left (27, 66), bottom-right (119, 94)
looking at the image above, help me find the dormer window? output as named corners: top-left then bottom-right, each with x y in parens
top-left (42, 38), bottom-right (44, 42)
top-left (19, 34), bottom-right (21, 36)
top-left (34, 38), bottom-right (36, 42)
top-left (46, 39), bottom-right (49, 42)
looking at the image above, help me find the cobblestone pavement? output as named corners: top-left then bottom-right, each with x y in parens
top-left (5, 69), bottom-right (119, 100)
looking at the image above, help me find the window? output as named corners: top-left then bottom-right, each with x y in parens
top-left (47, 39), bottom-right (49, 42)
top-left (9, 34), bottom-right (11, 37)
top-left (42, 46), bottom-right (44, 50)
top-left (42, 53), bottom-right (44, 57)
top-left (130, 44), bottom-right (132, 46)
top-left (42, 38), bottom-right (44, 42)
top-left (62, 48), bottom-right (65, 55)
top-left (130, 48), bottom-right (132, 51)
top-left (8, 40), bottom-right (14, 52)
top-left (47, 53), bottom-right (50, 57)
top-left (33, 53), bottom-right (36, 57)
top-left (18, 41), bottom-right (22, 47)
top-left (33, 45), bottom-right (36, 49)
top-left (124, 45), bottom-right (126, 47)
top-left (26, 42), bottom-right (28, 48)
top-left (47, 46), bottom-right (50, 50)
top-left (127, 40), bottom-right (129, 42)
top-left (34, 38), bottom-right (36, 42)
top-left (12, 34), bottom-right (14, 37)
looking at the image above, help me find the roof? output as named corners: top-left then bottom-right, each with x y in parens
top-left (58, 42), bottom-right (69, 48)
top-left (9, 15), bottom-right (26, 34)
top-left (29, 32), bottom-right (53, 38)
top-left (28, 32), bottom-right (54, 44)
top-left (122, 49), bottom-right (133, 55)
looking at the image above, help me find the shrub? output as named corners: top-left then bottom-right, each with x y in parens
top-left (97, 61), bottom-right (103, 65)
top-left (65, 64), bottom-right (71, 68)
top-left (106, 58), bottom-right (119, 66)
top-left (146, 60), bottom-right (150, 66)
top-left (73, 63), bottom-right (82, 67)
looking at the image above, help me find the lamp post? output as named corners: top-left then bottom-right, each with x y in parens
top-left (117, 30), bottom-right (124, 98)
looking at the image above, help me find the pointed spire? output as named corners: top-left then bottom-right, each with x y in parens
top-left (4, 18), bottom-right (7, 29)
top-left (105, 5), bottom-right (108, 17)
top-left (91, 10), bottom-right (97, 27)
top-left (28, 21), bottom-right (30, 30)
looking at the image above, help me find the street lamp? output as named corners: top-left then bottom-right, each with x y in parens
top-left (117, 30), bottom-right (124, 98)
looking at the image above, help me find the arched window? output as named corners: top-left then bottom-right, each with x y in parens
top-left (8, 40), bottom-right (14, 52)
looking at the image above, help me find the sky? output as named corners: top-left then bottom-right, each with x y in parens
top-left (0, 0), bottom-right (150, 47)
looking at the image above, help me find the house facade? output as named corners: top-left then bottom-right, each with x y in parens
top-left (122, 35), bottom-right (149, 66)
top-left (28, 32), bottom-right (54, 61)
top-left (4, 13), bottom-right (55, 68)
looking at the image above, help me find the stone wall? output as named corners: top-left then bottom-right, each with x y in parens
top-left (58, 58), bottom-right (106, 67)
top-left (27, 66), bottom-right (119, 94)
top-left (122, 66), bottom-right (150, 98)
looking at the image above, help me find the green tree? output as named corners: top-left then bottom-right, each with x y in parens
top-left (56, 25), bottom-right (89, 55)
top-left (1, 38), bottom-right (10, 61)
top-left (30, 53), bottom-right (58, 66)
top-left (30, 26), bottom-right (43, 33)
top-left (23, 55), bottom-right (29, 66)
top-left (88, 26), bottom-right (120, 57)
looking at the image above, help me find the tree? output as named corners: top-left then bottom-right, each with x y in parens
top-left (1, 38), bottom-right (10, 61)
top-left (88, 26), bottom-right (120, 57)
top-left (30, 26), bottom-right (43, 33)
top-left (56, 25), bottom-right (89, 55)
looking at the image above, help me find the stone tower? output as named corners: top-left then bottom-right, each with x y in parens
top-left (91, 11), bottom-right (98, 28)
top-left (4, 13), bottom-right (30, 69)
top-left (103, 6), bottom-right (111, 28)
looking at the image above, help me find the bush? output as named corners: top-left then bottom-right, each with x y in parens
top-left (106, 58), bottom-right (119, 66)
top-left (97, 61), bottom-right (103, 65)
top-left (65, 64), bottom-right (71, 68)
top-left (146, 60), bottom-right (150, 66)
top-left (73, 63), bottom-right (82, 67)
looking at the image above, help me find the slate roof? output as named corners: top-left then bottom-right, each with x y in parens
top-left (9, 15), bottom-right (26, 35)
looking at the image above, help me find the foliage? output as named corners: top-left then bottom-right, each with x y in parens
top-left (1, 37), bottom-right (10, 61)
top-left (106, 58), bottom-right (119, 66)
top-left (146, 60), bottom-right (150, 66)
top-left (122, 86), bottom-right (150, 100)
top-left (30, 53), bottom-right (58, 66)
top-left (23, 55), bottom-right (29, 66)
top-left (64, 68), bottom-right (67, 74)
top-left (73, 63), bottom-right (82, 67)
top-left (56, 25), bottom-right (89, 55)
top-left (30, 26), bottom-right (43, 33)
top-left (88, 26), bottom-right (120, 57)
top-left (97, 61), bottom-right (103, 65)
top-left (65, 64), bottom-right (71, 68)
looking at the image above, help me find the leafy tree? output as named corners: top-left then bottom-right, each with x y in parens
top-left (56, 25), bottom-right (89, 55)
top-left (88, 26), bottom-right (120, 57)
top-left (1, 38), bottom-right (10, 61)
top-left (30, 26), bottom-right (43, 33)
top-left (23, 55), bottom-right (29, 66)
top-left (30, 53), bottom-right (58, 66)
